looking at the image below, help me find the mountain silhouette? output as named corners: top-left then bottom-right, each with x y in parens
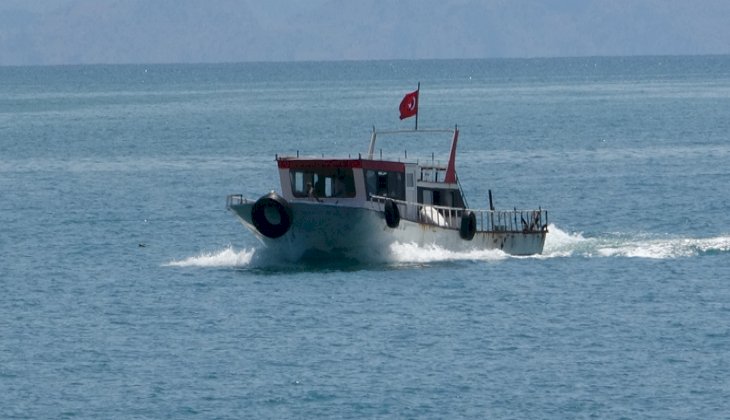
top-left (1, 0), bottom-right (729, 65)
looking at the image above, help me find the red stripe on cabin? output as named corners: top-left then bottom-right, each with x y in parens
top-left (277, 159), bottom-right (362, 169)
top-left (361, 160), bottom-right (405, 172)
top-left (277, 158), bottom-right (405, 173)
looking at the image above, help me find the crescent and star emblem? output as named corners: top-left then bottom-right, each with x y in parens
top-left (406, 96), bottom-right (416, 111)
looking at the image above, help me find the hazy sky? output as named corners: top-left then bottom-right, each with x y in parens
top-left (1, 0), bottom-right (729, 65)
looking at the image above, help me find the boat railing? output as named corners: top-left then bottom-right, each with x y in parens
top-left (226, 194), bottom-right (253, 208)
top-left (370, 195), bottom-right (548, 233)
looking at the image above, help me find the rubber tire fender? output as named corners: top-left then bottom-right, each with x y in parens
top-left (460, 210), bottom-right (477, 240)
top-left (384, 199), bottom-right (400, 229)
top-left (251, 192), bottom-right (292, 239)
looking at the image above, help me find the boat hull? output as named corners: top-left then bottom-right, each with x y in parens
top-left (228, 200), bottom-right (546, 262)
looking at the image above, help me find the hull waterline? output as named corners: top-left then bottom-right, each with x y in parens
top-left (229, 201), bottom-right (546, 262)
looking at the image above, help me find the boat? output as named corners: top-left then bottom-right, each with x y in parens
top-left (226, 125), bottom-right (548, 262)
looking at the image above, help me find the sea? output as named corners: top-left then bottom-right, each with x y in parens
top-left (1, 56), bottom-right (729, 418)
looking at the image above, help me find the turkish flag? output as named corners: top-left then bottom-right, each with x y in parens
top-left (399, 90), bottom-right (419, 120)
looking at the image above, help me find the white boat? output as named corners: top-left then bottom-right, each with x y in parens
top-left (226, 126), bottom-right (548, 262)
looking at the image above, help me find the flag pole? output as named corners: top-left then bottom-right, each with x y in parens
top-left (415, 82), bottom-right (420, 131)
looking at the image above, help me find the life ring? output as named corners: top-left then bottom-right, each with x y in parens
top-left (384, 199), bottom-right (400, 228)
top-left (251, 192), bottom-right (292, 239)
top-left (459, 210), bottom-right (477, 240)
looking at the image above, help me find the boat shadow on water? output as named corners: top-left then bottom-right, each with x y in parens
top-left (235, 236), bottom-right (528, 274)
top-left (234, 246), bottom-right (481, 275)
top-left (165, 242), bottom-right (511, 275)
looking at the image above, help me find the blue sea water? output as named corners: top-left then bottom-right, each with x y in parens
top-left (1, 56), bottom-right (730, 418)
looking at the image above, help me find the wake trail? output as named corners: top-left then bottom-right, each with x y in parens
top-left (165, 225), bottom-right (730, 269)
top-left (165, 246), bottom-right (255, 268)
top-left (542, 225), bottom-right (730, 259)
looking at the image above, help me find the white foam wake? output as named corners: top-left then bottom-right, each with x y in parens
top-left (165, 226), bottom-right (730, 269)
top-left (595, 236), bottom-right (730, 259)
top-left (541, 224), bottom-right (588, 257)
top-left (166, 246), bottom-right (255, 267)
top-left (541, 225), bottom-right (730, 259)
top-left (388, 242), bottom-right (508, 263)
top-left (165, 243), bottom-right (508, 268)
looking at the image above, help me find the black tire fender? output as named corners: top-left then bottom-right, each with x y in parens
top-left (384, 199), bottom-right (400, 228)
top-left (251, 192), bottom-right (292, 239)
top-left (460, 210), bottom-right (477, 240)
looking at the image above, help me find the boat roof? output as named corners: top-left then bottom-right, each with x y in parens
top-left (277, 126), bottom-right (459, 181)
top-left (277, 157), bottom-right (406, 173)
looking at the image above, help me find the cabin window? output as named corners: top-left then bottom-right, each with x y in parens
top-left (422, 189), bottom-right (433, 205)
top-left (325, 177), bottom-right (333, 197)
top-left (407, 173), bottom-right (414, 188)
top-left (366, 170), bottom-right (377, 197)
top-left (365, 169), bottom-right (405, 200)
top-left (377, 172), bottom-right (388, 192)
top-left (418, 187), bottom-right (465, 208)
top-left (294, 172), bottom-right (304, 194)
top-left (290, 168), bottom-right (356, 198)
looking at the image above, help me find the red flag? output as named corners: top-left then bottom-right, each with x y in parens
top-left (399, 90), bottom-right (419, 120)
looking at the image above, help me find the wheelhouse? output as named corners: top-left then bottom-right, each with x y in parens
top-left (277, 158), bottom-right (465, 210)
top-left (275, 127), bottom-right (466, 212)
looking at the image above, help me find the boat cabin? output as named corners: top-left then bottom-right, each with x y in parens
top-left (275, 128), bottom-right (466, 224)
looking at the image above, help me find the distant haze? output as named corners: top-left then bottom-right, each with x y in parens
top-left (1, 0), bottom-right (729, 65)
